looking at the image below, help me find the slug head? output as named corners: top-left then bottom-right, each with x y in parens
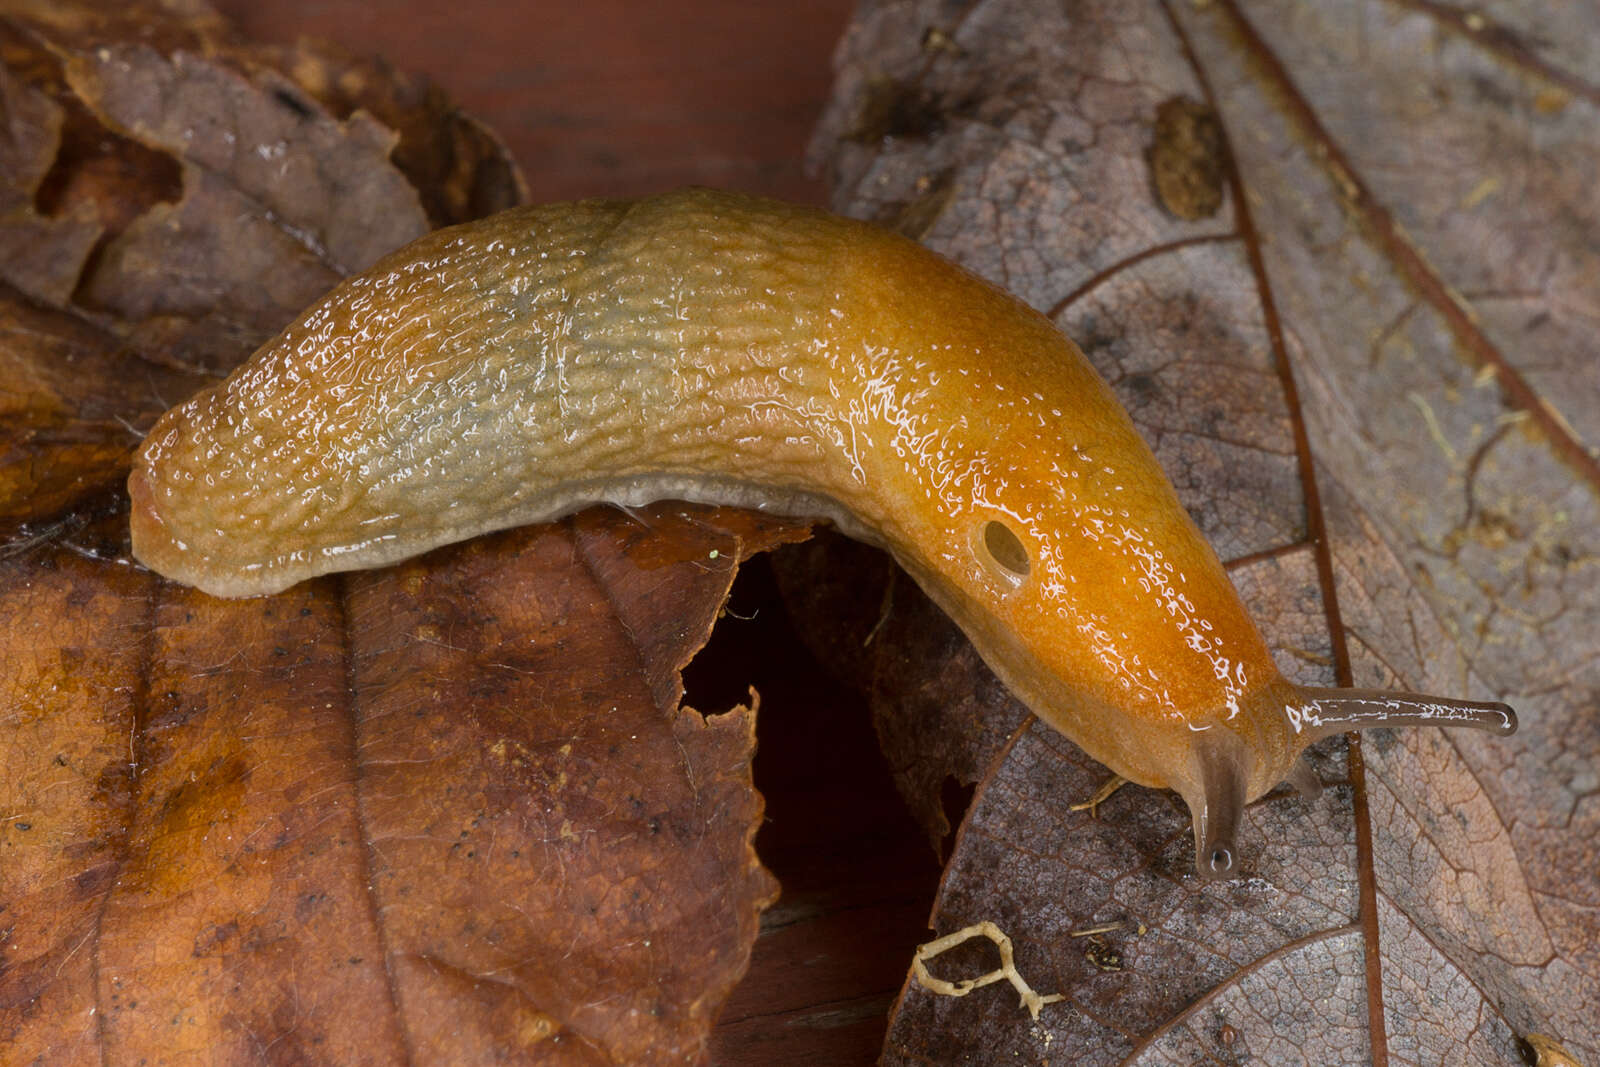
top-left (834, 233), bottom-right (1520, 879)
top-left (1169, 683), bottom-right (1517, 880)
top-left (837, 233), bottom-right (1297, 843)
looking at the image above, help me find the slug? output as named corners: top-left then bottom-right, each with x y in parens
top-left (128, 188), bottom-right (1516, 878)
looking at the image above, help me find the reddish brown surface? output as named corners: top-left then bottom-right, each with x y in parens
top-left (211, 0), bottom-right (856, 206)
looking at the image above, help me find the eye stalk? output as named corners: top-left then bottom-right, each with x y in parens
top-left (1186, 730), bottom-right (1248, 880)
top-left (974, 518), bottom-right (1031, 588)
top-left (1178, 683), bottom-right (1517, 879)
top-left (1285, 687), bottom-right (1517, 741)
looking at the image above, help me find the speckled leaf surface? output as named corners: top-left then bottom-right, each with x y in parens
top-left (1, 0), bottom-right (522, 375)
top-left (0, 2), bottom-right (801, 1063)
top-left (807, 0), bottom-right (1596, 1061)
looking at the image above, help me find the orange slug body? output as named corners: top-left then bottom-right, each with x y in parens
top-left (129, 188), bottom-right (1515, 877)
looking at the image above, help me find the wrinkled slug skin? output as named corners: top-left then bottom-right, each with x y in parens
top-left (132, 189), bottom-right (1516, 876)
top-left (130, 189), bottom-right (1279, 790)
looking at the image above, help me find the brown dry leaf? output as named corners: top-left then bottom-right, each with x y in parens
top-left (0, 2), bottom-right (806, 1063)
top-left (1, 0), bottom-right (522, 375)
top-left (262, 35), bottom-right (529, 230)
top-left (0, 62), bottom-right (101, 306)
top-left (807, 0), bottom-right (1597, 1062)
top-left (2, 507), bottom-right (802, 1064)
top-left (0, 285), bottom-right (209, 529)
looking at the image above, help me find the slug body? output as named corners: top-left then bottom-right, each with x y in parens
top-left (130, 189), bottom-right (1515, 877)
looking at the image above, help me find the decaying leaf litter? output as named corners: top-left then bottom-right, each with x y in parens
top-left (3, 0), bottom-right (1596, 1064)
top-left (0, 2), bottom-right (804, 1062)
top-left (808, 0), bottom-right (1597, 1062)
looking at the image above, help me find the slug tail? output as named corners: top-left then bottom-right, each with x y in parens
top-left (1189, 732), bottom-right (1249, 880)
top-left (1286, 686), bottom-right (1517, 746)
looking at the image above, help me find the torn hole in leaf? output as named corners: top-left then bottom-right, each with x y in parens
top-left (34, 97), bottom-right (182, 241)
top-left (681, 557), bottom-right (773, 719)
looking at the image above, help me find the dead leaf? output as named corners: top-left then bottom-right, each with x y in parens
top-left (2, 0), bottom-right (521, 374)
top-left (0, 284), bottom-right (209, 529)
top-left (1, 506), bottom-right (804, 1064)
top-left (0, 2), bottom-right (808, 1063)
top-left (0, 63), bottom-right (102, 305)
top-left (264, 34), bottom-right (528, 228)
top-left (808, 0), bottom-right (1596, 1061)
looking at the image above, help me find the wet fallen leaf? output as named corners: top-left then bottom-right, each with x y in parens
top-left (806, 0), bottom-right (1597, 1062)
top-left (0, 2), bottom-right (807, 1062)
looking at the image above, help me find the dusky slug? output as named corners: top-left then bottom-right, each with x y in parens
top-left (128, 188), bottom-right (1516, 878)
